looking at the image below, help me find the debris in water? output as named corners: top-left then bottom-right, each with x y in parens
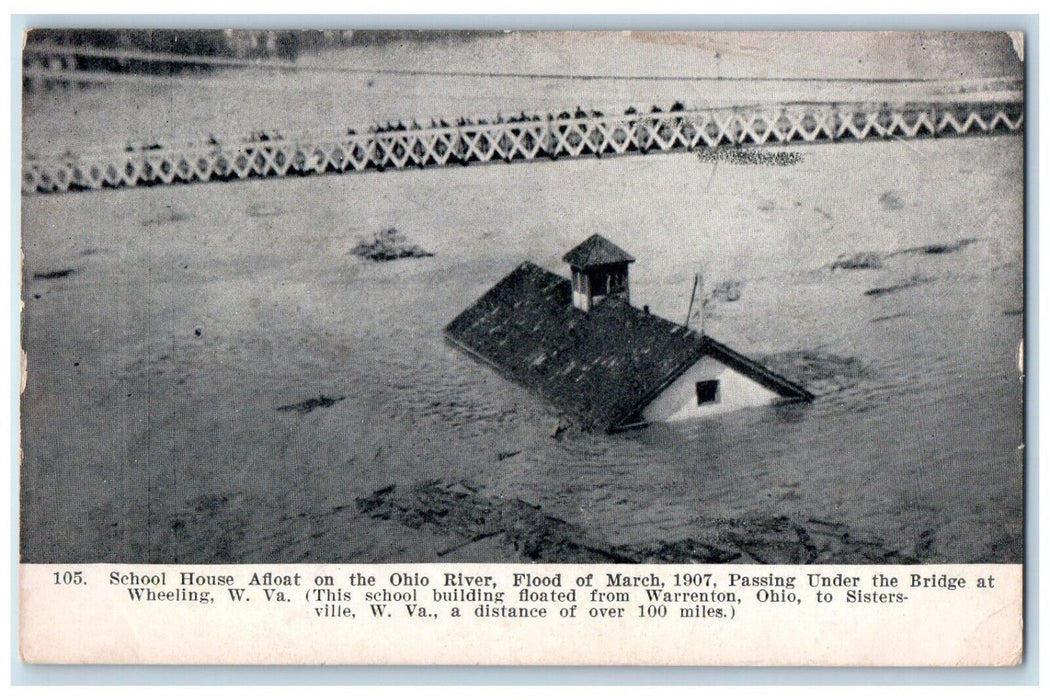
top-left (830, 238), bottom-right (977, 273)
top-left (871, 312), bottom-right (907, 323)
top-left (865, 274), bottom-right (933, 297)
top-left (277, 395), bottom-right (346, 414)
top-left (356, 480), bottom-right (920, 564)
top-left (894, 237), bottom-right (979, 256)
top-left (33, 268), bottom-right (75, 280)
top-left (757, 350), bottom-right (869, 395)
top-left (351, 227), bottom-right (434, 262)
top-left (357, 480), bottom-right (634, 563)
top-left (621, 538), bottom-right (740, 564)
top-left (497, 450), bottom-right (521, 461)
top-left (879, 190), bottom-right (906, 210)
top-left (437, 531), bottom-right (504, 557)
top-left (709, 279), bottom-right (743, 303)
top-left (143, 207), bottom-right (189, 226)
top-left (550, 419), bottom-right (572, 440)
top-left (829, 251), bottom-right (882, 270)
top-left (696, 149), bottom-right (803, 166)
top-left (246, 202), bottom-right (285, 218)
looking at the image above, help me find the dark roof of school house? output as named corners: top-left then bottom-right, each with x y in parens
top-left (444, 261), bottom-right (813, 432)
top-left (562, 234), bottom-right (636, 269)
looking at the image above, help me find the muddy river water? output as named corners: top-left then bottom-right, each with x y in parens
top-left (19, 34), bottom-right (1024, 564)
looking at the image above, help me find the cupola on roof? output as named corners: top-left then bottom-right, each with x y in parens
top-left (562, 234), bottom-right (636, 269)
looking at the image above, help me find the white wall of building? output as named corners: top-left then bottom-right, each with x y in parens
top-left (641, 355), bottom-right (780, 423)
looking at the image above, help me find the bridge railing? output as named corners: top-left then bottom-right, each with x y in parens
top-left (22, 101), bottom-right (1024, 195)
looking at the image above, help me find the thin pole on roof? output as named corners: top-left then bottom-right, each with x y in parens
top-left (698, 273), bottom-right (705, 336)
top-left (685, 273), bottom-right (701, 332)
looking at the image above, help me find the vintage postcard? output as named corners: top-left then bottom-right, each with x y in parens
top-left (18, 28), bottom-right (1025, 666)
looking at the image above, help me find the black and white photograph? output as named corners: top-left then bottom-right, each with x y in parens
top-left (19, 28), bottom-right (1025, 570)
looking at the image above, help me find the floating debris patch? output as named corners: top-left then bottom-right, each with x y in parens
top-left (32, 268), bottom-right (76, 280)
top-left (871, 312), bottom-right (907, 323)
top-left (829, 251), bottom-right (883, 271)
top-left (893, 237), bottom-right (979, 256)
top-left (246, 202), bottom-right (285, 218)
top-left (351, 227), bottom-right (434, 262)
top-left (865, 274), bottom-right (934, 297)
top-left (276, 394), bottom-right (346, 414)
top-left (358, 480), bottom-right (633, 563)
top-left (696, 149), bottom-right (803, 166)
top-left (879, 190), bottom-right (906, 210)
top-left (708, 279), bottom-right (744, 303)
top-left (829, 238), bottom-right (980, 273)
top-left (143, 208), bottom-right (189, 226)
top-left (356, 481), bottom-right (920, 564)
top-left (757, 350), bottom-right (870, 395)
top-left (622, 538), bottom-right (740, 564)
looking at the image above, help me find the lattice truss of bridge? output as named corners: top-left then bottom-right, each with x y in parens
top-left (23, 101), bottom-right (1023, 195)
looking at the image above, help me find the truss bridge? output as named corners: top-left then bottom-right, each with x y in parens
top-left (22, 100), bottom-right (1024, 195)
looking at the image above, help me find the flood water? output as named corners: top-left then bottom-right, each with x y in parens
top-left (19, 33), bottom-right (1024, 564)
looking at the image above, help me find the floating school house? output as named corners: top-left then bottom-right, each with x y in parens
top-left (444, 235), bottom-right (814, 432)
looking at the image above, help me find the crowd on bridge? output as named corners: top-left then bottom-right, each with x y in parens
top-left (357, 101), bottom-right (690, 135)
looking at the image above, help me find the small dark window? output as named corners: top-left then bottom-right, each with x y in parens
top-left (696, 380), bottom-right (720, 405)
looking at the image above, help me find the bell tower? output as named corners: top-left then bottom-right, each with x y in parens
top-left (562, 235), bottom-right (636, 312)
